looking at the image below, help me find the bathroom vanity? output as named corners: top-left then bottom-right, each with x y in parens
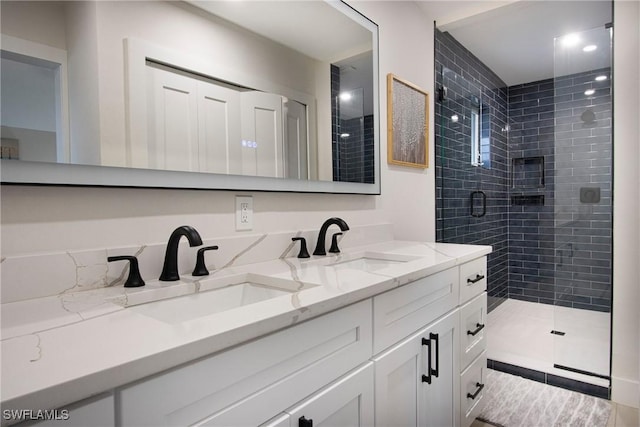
top-left (0, 227), bottom-right (489, 426)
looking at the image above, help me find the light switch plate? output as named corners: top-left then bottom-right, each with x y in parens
top-left (235, 196), bottom-right (253, 231)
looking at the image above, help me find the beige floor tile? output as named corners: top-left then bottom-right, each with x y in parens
top-left (607, 404), bottom-right (618, 427)
top-left (614, 404), bottom-right (640, 427)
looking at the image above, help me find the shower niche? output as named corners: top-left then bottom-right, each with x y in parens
top-left (511, 156), bottom-right (545, 206)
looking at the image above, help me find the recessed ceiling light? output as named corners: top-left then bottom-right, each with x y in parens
top-left (584, 89), bottom-right (596, 96)
top-left (340, 133), bottom-right (350, 138)
top-left (595, 75), bottom-right (607, 81)
top-left (561, 33), bottom-right (580, 47)
top-left (451, 114), bottom-right (459, 123)
top-left (339, 92), bottom-right (352, 101)
top-left (583, 44), bottom-right (597, 52)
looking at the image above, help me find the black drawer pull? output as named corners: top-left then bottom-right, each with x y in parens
top-left (299, 416), bottom-right (313, 427)
top-left (429, 332), bottom-right (439, 378)
top-left (467, 382), bottom-right (485, 400)
top-left (467, 274), bottom-right (485, 284)
top-left (467, 323), bottom-right (485, 336)
top-left (421, 337), bottom-right (432, 384)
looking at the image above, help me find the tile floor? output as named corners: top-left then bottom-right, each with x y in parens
top-left (487, 298), bottom-right (610, 387)
top-left (471, 402), bottom-right (639, 427)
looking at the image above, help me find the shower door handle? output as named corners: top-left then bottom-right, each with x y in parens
top-left (470, 191), bottom-right (487, 217)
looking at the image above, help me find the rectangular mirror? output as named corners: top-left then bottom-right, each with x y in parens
top-left (0, 0), bottom-right (380, 194)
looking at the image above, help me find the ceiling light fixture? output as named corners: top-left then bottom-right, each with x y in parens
top-left (583, 44), bottom-right (597, 52)
top-left (561, 33), bottom-right (580, 47)
top-left (584, 89), bottom-right (596, 96)
top-left (595, 75), bottom-right (607, 81)
top-left (339, 92), bottom-right (352, 101)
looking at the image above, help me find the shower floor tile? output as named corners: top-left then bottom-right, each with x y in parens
top-left (487, 298), bottom-right (610, 388)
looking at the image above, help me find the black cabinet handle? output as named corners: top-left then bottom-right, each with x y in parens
top-left (467, 382), bottom-right (485, 400)
top-left (421, 337), bottom-right (432, 384)
top-left (429, 332), bottom-right (439, 378)
top-left (467, 323), bottom-right (485, 336)
top-left (467, 274), bottom-right (485, 284)
top-left (299, 416), bottom-right (313, 427)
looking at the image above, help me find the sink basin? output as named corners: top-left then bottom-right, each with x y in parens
top-left (114, 274), bottom-right (308, 324)
top-left (326, 252), bottom-right (419, 273)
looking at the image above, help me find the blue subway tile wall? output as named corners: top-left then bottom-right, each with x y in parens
top-left (331, 65), bottom-right (375, 184)
top-left (435, 30), bottom-right (510, 312)
top-left (509, 69), bottom-right (612, 312)
top-left (435, 30), bottom-right (612, 314)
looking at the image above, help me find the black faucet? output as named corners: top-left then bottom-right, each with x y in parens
top-left (159, 226), bottom-right (203, 281)
top-left (313, 217), bottom-right (349, 256)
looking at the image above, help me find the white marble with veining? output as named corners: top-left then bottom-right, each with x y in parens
top-left (1, 224), bottom-right (491, 415)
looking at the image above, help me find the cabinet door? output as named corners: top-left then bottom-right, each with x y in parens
top-left (423, 311), bottom-right (460, 427)
top-left (28, 393), bottom-right (114, 427)
top-left (287, 363), bottom-right (374, 427)
top-left (374, 310), bottom-right (459, 427)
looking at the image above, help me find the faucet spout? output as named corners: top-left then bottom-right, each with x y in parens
top-left (159, 225), bottom-right (203, 281)
top-left (313, 217), bottom-right (349, 256)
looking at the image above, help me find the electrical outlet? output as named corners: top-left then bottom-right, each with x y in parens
top-left (235, 196), bottom-right (253, 231)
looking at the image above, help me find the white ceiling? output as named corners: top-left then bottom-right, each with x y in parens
top-left (427, 1), bottom-right (612, 86)
top-left (189, 1), bottom-right (372, 62)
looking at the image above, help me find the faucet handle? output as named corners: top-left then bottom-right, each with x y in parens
top-left (292, 237), bottom-right (310, 258)
top-left (108, 256), bottom-right (145, 288)
top-left (192, 246), bottom-right (219, 276)
top-left (329, 233), bottom-right (343, 254)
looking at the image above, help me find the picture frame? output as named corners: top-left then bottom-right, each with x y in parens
top-left (387, 73), bottom-right (429, 168)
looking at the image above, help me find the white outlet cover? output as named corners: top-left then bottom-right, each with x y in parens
top-left (235, 196), bottom-right (253, 231)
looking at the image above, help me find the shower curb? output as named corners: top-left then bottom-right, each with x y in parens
top-left (487, 359), bottom-right (611, 399)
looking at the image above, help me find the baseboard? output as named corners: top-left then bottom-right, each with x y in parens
top-left (611, 376), bottom-right (640, 408)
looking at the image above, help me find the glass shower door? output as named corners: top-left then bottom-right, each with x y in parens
top-left (436, 67), bottom-right (485, 239)
top-left (552, 25), bottom-right (613, 382)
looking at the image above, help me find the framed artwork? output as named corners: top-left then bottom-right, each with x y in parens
top-left (387, 73), bottom-right (429, 168)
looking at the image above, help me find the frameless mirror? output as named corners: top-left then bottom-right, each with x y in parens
top-left (0, 0), bottom-right (379, 194)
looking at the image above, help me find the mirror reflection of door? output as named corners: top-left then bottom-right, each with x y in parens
top-left (145, 61), bottom-right (307, 179)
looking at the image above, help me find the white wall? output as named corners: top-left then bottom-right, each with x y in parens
top-left (351, 1), bottom-right (437, 241)
top-left (611, 0), bottom-right (640, 409)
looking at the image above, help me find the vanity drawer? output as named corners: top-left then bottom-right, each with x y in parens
top-left (372, 267), bottom-right (459, 354)
top-left (118, 300), bottom-right (372, 426)
top-left (460, 351), bottom-right (487, 427)
top-left (460, 292), bottom-right (487, 370)
top-left (459, 257), bottom-right (487, 304)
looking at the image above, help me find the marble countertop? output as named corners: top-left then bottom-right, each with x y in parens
top-left (1, 240), bottom-right (491, 413)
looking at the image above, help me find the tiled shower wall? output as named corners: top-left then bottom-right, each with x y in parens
top-left (435, 30), bottom-right (613, 313)
top-left (435, 30), bottom-right (510, 311)
top-left (331, 64), bottom-right (375, 183)
top-left (508, 70), bottom-right (612, 312)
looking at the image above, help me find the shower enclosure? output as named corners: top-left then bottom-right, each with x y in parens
top-left (435, 19), bottom-right (613, 397)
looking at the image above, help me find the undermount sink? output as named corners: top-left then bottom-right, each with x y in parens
top-left (113, 274), bottom-right (309, 324)
top-left (325, 252), bottom-right (419, 273)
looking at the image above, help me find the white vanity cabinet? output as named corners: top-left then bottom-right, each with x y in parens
top-left (23, 254), bottom-right (488, 427)
top-left (373, 310), bottom-right (460, 427)
top-left (458, 258), bottom-right (488, 427)
top-left (118, 300), bottom-right (373, 426)
top-left (25, 394), bottom-right (115, 427)
top-left (262, 362), bottom-right (374, 427)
